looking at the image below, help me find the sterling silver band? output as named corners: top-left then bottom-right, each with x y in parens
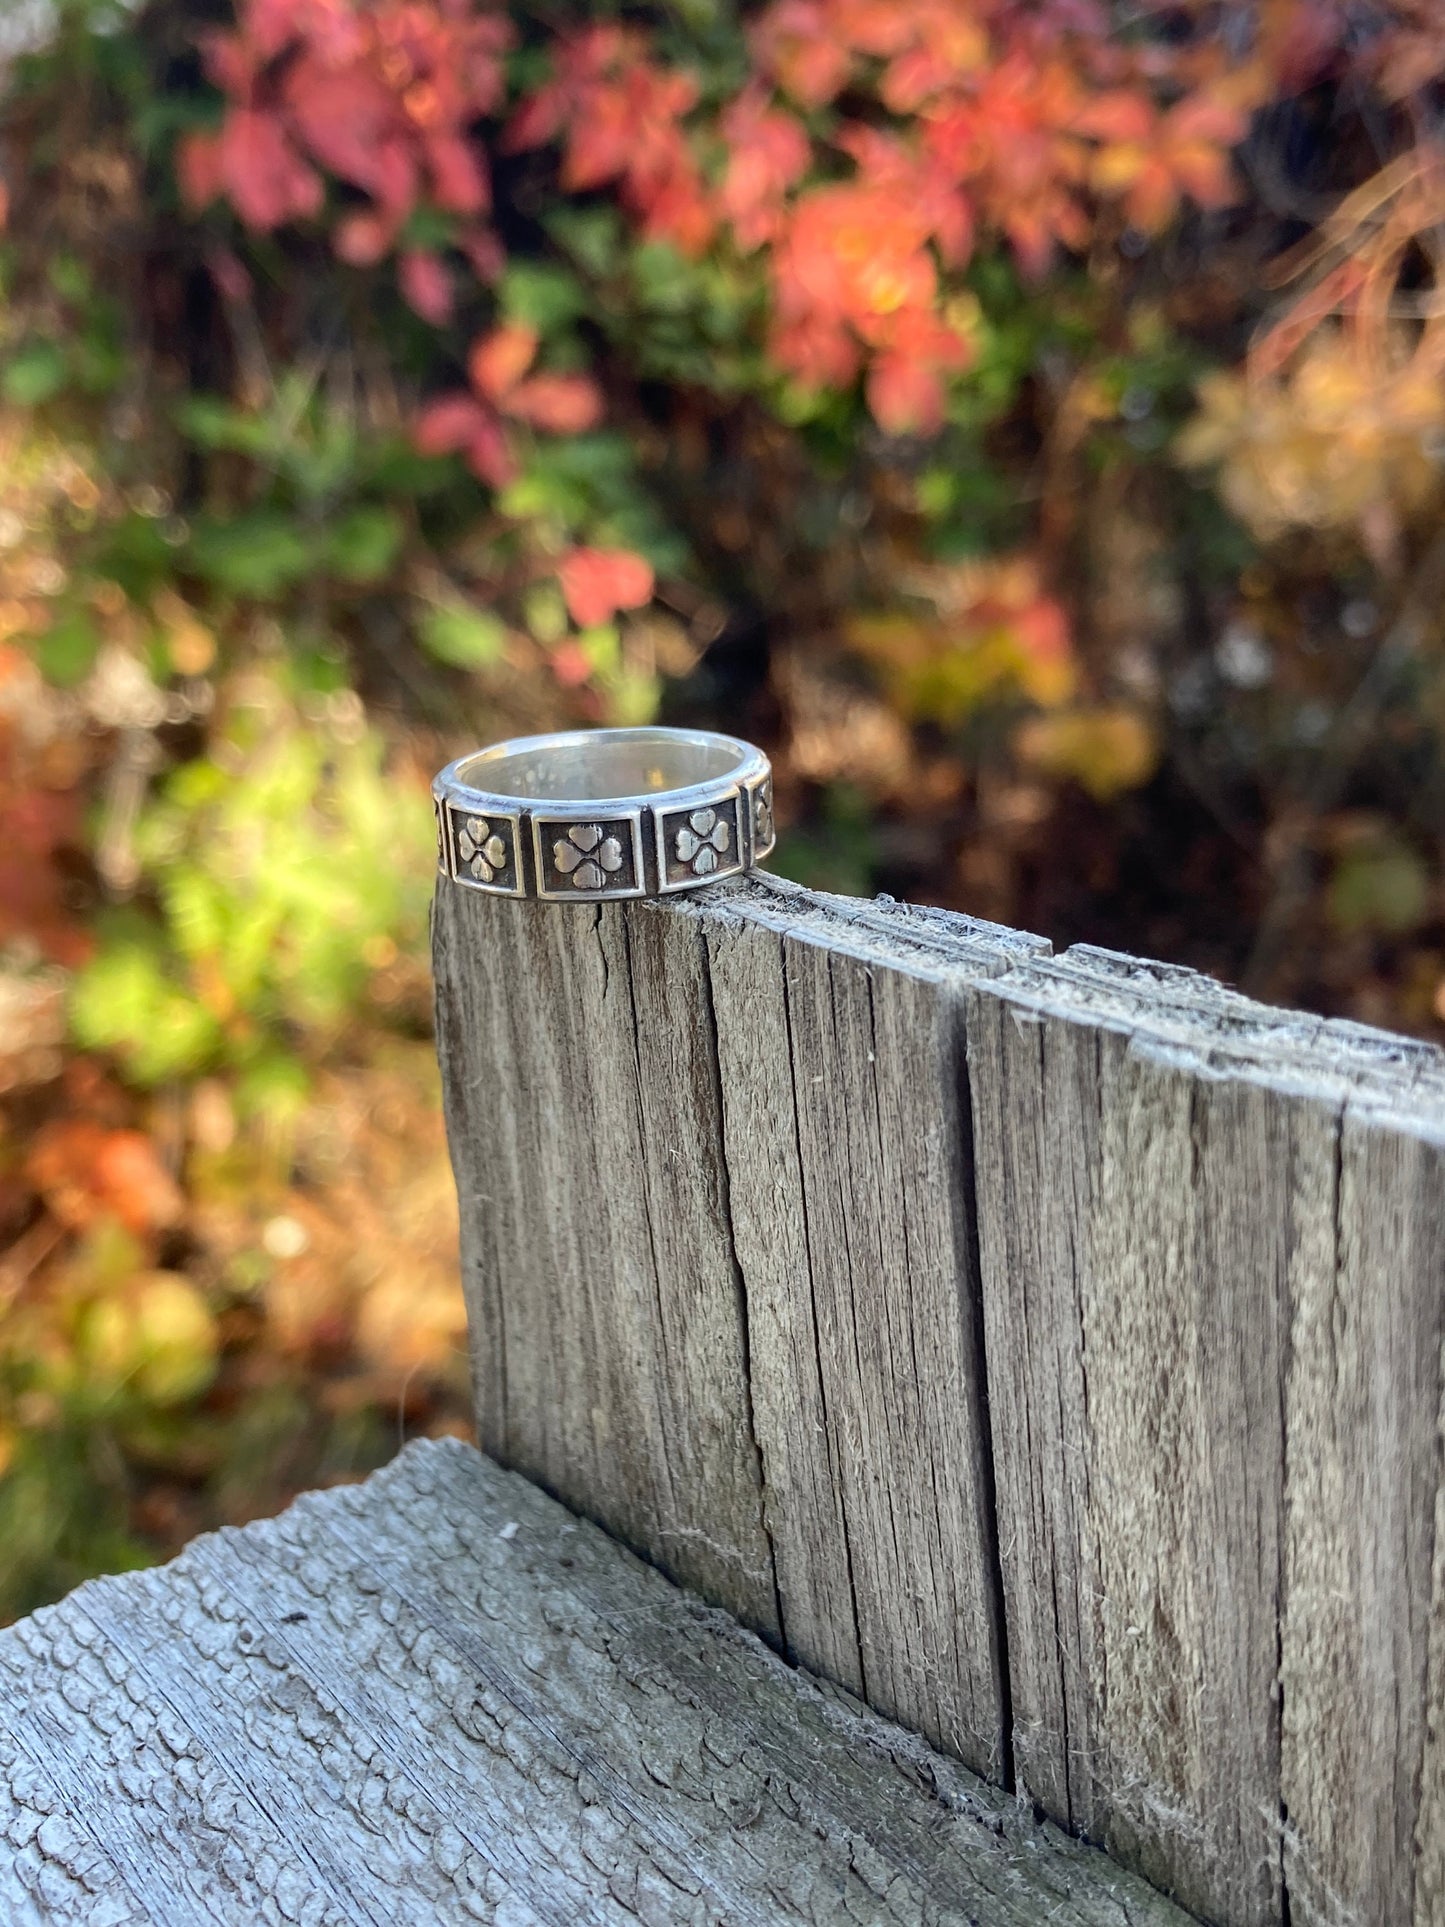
top-left (432, 727), bottom-right (775, 902)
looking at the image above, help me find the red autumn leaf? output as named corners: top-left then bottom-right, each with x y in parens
top-left (469, 324), bottom-right (539, 402)
top-left (27, 1121), bottom-right (183, 1236)
top-left (465, 414), bottom-right (517, 489)
top-left (508, 28), bottom-right (711, 256)
top-left (414, 393), bottom-right (491, 457)
top-left (550, 640), bottom-right (594, 686)
top-left (284, 60), bottom-right (399, 198)
top-left (1074, 90), bottom-right (1155, 145)
top-left (719, 88), bottom-right (811, 250)
top-left (371, 138), bottom-right (420, 217)
top-left (502, 88), bottom-right (565, 155)
top-left (219, 107), bottom-right (322, 230)
top-left (412, 394), bottom-right (518, 487)
top-left (399, 249), bottom-right (453, 325)
top-left (558, 548), bottom-right (655, 629)
top-left (750, 0), bottom-right (853, 108)
top-left (458, 226), bottom-right (506, 283)
top-left (504, 375), bottom-right (603, 434)
top-left (93, 1130), bottom-right (186, 1236)
top-left (247, 0), bottom-right (310, 63)
top-left (425, 132), bottom-right (489, 215)
top-left (199, 28), bottom-right (258, 100)
top-left (867, 352), bottom-right (949, 436)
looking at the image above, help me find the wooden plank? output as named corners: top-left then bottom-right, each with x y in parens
top-left (432, 890), bottom-right (780, 1632)
top-left (0, 1438), bottom-right (1192, 1927)
top-left (1281, 1104), bottom-right (1445, 1927)
top-left (967, 999), bottom-right (1292, 1922)
top-left (433, 873), bottom-right (1043, 1777)
top-left (434, 873), bottom-right (1445, 1924)
top-left (967, 947), bottom-right (1445, 1927)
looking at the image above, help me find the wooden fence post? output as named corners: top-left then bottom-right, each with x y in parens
top-left (433, 872), bottom-right (1445, 1926)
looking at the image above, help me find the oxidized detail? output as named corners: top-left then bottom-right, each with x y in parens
top-left (443, 803), bottom-right (522, 893)
top-left (554, 822), bottom-right (625, 891)
top-left (751, 776), bottom-right (775, 854)
top-left (675, 808), bottom-right (731, 877)
top-left (534, 813), bottom-right (643, 898)
top-left (656, 792), bottom-right (743, 892)
top-left (459, 816), bottom-right (508, 885)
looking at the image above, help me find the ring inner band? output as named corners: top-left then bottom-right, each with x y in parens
top-left (456, 731), bottom-right (741, 802)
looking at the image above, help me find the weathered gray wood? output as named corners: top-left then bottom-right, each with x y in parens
top-left (434, 874), bottom-right (1445, 1927)
top-left (434, 879), bottom-right (1043, 1778)
top-left (967, 946), bottom-right (1445, 1927)
top-left (0, 1437), bottom-right (1191, 1927)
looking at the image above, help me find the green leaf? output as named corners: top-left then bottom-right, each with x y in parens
top-left (630, 241), bottom-right (697, 314)
top-left (176, 396), bottom-right (271, 454)
top-left (187, 515), bottom-right (315, 598)
top-left (47, 255), bottom-right (91, 303)
top-left (33, 608), bottom-right (100, 687)
top-left (1328, 843), bottom-right (1431, 936)
top-left (400, 206), bottom-right (457, 251)
top-left (547, 207), bottom-right (623, 277)
top-left (418, 601), bottom-right (507, 668)
top-left (69, 941), bottom-right (222, 1084)
top-left (94, 513), bottom-right (172, 601)
top-left (2, 339), bottom-right (67, 406)
top-left (501, 261), bottom-right (588, 332)
top-left (325, 505), bottom-right (404, 583)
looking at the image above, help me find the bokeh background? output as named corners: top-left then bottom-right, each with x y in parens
top-left (2, 0), bottom-right (1444, 1619)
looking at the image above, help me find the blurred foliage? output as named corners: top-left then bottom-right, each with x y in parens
top-left (2, 0), bottom-right (1445, 1617)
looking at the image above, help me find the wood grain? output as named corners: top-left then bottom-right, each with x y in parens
top-left (435, 874), bottom-right (1445, 1926)
top-left (433, 874), bottom-right (1043, 1777)
top-left (968, 946), bottom-right (1445, 1927)
top-left (0, 1437), bottom-right (1191, 1927)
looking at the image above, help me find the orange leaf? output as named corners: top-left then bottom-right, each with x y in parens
top-left (469, 324), bottom-right (538, 402)
top-left (504, 374), bottom-right (604, 434)
top-left (1075, 91), bottom-right (1156, 144)
top-left (27, 1122), bottom-right (183, 1236)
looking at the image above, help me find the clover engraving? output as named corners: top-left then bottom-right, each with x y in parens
top-left (554, 822), bottom-right (625, 891)
top-left (752, 782), bottom-right (774, 849)
top-left (458, 816), bottom-right (508, 884)
top-left (675, 807), bottom-right (731, 877)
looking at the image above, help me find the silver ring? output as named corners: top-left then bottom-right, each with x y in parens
top-left (432, 727), bottom-right (775, 901)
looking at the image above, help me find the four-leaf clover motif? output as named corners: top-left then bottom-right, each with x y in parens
top-left (675, 807), bottom-right (731, 876)
top-left (458, 816), bottom-right (508, 884)
top-left (554, 822), bottom-right (625, 890)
